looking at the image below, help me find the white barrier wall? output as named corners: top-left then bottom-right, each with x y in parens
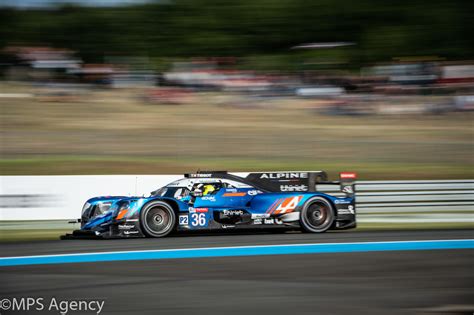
top-left (2, 176), bottom-right (473, 222)
top-left (0, 175), bottom-right (181, 220)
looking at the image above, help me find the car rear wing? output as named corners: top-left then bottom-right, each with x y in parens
top-left (243, 171), bottom-right (356, 197)
top-left (318, 172), bottom-right (357, 198)
top-left (241, 171), bottom-right (326, 192)
top-left (184, 170), bottom-right (356, 197)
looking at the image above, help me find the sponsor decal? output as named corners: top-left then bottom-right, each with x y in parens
top-left (247, 190), bottom-right (259, 196)
top-left (280, 184), bottom-right (308, 192)
top-left (188, 173), bottom-right (212, 178)
top-left (124, 230), bottom-right (139, 235)
top-left (251, 213), bottom-right (270, 219)
top-left (260, 172), bottom-right (308, 179)
top-left (189, 207), bottom-right (208, 213)
top-left (223, 210), bottom-right (244, 216)
top-left (273, 196), bottom-right (303, 214)
top-left (334, 199), bottom-right (351, 204)
top-left (338, 205), bottom-right (355, 215)
top-left (275, 219), bottom-right (283, 225)
top-left (118, 224), bottom-right (135, 230)
top-left (221, 224), bottom-right (235, 229)
top-left (201, 196), bottom-right (216, 202)
top-left (340, 172), bottom-right (357, 179)
top-left (253, 219), bottom-right (262, 225)
top-left (179, 215), bottom-right (188, 225)
top-left (264, 218), bottom-right (274, 224)
top-left (125, 219), bottom-right (139, 222)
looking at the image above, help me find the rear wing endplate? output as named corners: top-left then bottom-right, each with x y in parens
top-left (338, 172), bottom-right (356, 197)
top-left (318, 172), bottom-right (356, 198)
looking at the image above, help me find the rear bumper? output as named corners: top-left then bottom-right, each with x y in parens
top-left (333, 219), bottom-right (356, 230)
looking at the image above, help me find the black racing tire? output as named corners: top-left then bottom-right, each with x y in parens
top-left (140, 201), bottom-right (176, 238)
top-left (299, 197), bottom-right (335, 233)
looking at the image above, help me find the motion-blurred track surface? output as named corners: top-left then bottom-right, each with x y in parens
top-left (1, 229), bottom-right (473, 257)
top-left (1, 230), bottom-right (473, 315)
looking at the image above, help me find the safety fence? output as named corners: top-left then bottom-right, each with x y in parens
top-left (319, 180), bottom-right (474, 223)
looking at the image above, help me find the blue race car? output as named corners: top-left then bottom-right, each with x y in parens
top-left (62, 171), bottom-right (356, 239)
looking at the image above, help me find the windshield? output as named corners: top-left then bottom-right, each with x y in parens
top-left (151, 187), bottom-right (168, 197)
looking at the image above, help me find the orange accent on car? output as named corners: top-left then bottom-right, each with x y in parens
top-left (265, 199), bottom-right (280, 214)
top-left (223, 192), bottom-right (247, 197)
top-left (116, 209), bottom-right (128, 220)
top-left (279, 197), bottom-right (293, 208)
top-left (267, 198), bottom-right (283, 214)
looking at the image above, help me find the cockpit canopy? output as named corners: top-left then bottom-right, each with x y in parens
top-left (150, 177), bottom-right (252, 199)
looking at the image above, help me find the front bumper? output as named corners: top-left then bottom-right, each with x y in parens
top-left (60, 230), bottom-right (104, 240)
top-left (61, 219), bottom-right (145, 240)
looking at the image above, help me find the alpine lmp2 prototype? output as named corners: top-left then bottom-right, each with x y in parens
top-left (62, 171), bottom-right (357, 239)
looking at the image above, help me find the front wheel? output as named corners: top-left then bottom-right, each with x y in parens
top-left (140, 201), bottom-right (176, 238)
top-left (299, 197), bottom-right (334, 233)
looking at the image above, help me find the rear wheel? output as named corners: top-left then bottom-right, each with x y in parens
top-left (140, 201), bottom-right (176, 238)
top-left (299, 197), bottom-right (334, 233)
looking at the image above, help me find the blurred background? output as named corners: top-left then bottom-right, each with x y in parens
top-left (0, 0), bottom-right (473, 179)
top-left (0, 5), bottom-right (473, 312)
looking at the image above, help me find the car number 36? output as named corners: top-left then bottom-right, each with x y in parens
top-left (190, 213), bottom-right (207, 227)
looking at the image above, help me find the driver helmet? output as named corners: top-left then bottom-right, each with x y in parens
top-left (202, 184), bottom-right (215, 196)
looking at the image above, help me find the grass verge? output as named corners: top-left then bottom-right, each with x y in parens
top-left (2, 156), bottom-right (473, 179)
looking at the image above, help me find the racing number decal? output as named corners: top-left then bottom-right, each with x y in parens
top-left (190, 213), bottom-right (207, 227)
top-left (188, 208), bottom-right (210, 228)
top-left (179, 215), bottom-right (188, 225)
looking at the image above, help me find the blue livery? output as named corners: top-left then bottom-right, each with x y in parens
top-left (62, 171), bottom-right (357, 239)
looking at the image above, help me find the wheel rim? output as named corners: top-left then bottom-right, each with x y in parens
top-left (144, 207), bottom-right (173, 235)
top-left (304, 202), bottom-right (331, 229)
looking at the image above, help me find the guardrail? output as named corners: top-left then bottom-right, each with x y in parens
top-left (319, 180), bottom-right (474, 223)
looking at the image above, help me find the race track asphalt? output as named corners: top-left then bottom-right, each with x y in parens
top-left (1, 229), bottom-right (473, 315)
top-left (1, 229), bottom-right (473, 257)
